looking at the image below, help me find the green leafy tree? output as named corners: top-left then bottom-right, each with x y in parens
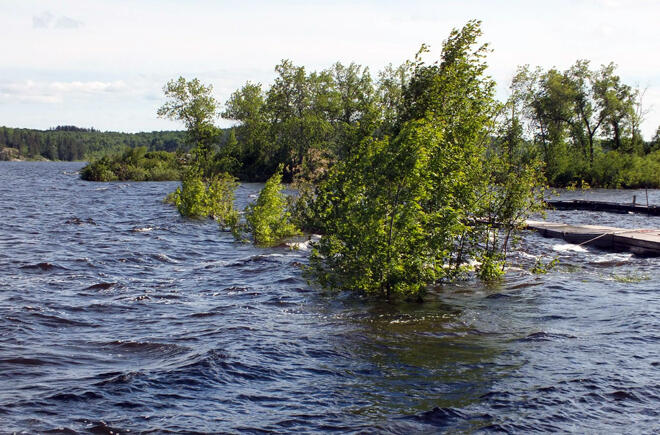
top-left (157, 77), bottom-right (220, 177)
top-left (566, 60), bottom-right (606, 166)
top-left (376, 62), bottom-right (411, 136)
top-left (510, 60), bottom-right (650, 187)
top-left (651, 126), bottom-right (660, 152)
top-left (213, 128), bottom-right (241, 175)
top-left (480, 102), bottom-right (547, 277)
top-left (512, 66), bottom-right (582, 185)
top-left (593, 63), bottom-right (637, 153)
top-left (266, 60), bottom-right (333, 179)
top-left (223, 82), bottom-right (272, 180)
top-left (158, 77), bottom-right (231, 216)
top-left (309, 21), bottom-right (540, 299)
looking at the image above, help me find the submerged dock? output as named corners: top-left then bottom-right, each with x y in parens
top-left (547, 199), bottom-right (659, 216)
top-left (526, 220), bottom-right (660, 257)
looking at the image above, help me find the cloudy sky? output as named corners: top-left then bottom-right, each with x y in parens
top-left (1, 0), bottom-right (659, 137)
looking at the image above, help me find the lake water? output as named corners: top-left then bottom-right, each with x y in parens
top-left (1, 162), bottom-right (658, 433)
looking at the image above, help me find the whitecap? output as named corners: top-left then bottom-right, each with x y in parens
top-left (552, 243), bottom-right (587, 253)
top-left (151, 253), bottom-right (179, 264)
top-left (286, 240), bottom-right (312, 250)
top-left (592, 253), bottom-right (633, 264)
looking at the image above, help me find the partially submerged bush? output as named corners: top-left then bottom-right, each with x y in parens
top-left (170, 168), bottom-right (240, 224)
top-left (172, 169), bottom-right (209, 217)
top-left (207, 173), bottom-right (240, 229)
top-left (244, 167), bottom-right (300, 246)
top-left (80, 157), bottom-right (118, 181)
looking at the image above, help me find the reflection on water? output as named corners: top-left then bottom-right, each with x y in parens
top-left (0, 162), bottom-right (658, 433)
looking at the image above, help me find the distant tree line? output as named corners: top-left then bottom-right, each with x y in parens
top-left (0, 126), bottom-right (188, 161)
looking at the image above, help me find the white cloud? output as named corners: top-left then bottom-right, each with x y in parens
top-left (32, 11), bottom-right (53, 28)
top-left (32, 10), bottom-right (83, 29)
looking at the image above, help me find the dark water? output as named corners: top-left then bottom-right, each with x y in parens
top-left (1, 162), bottom-right (658, 434)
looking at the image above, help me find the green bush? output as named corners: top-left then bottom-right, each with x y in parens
top-left (168, 168), bottom-right (240, 223)
top-left (80, 147), bottom-right (180, 181)
top-left (172, 169), bottom-right (209, 217)
top-left (589, 150), bottom-right (660, 188)
top-left (244, 167), bottom-right (299, 246)
top-left (80, 157), bottom-right (118, 181)
top-left (207, 173), bottom-right (240, 229)
top-left (121, 165), bottom-right (148, 181)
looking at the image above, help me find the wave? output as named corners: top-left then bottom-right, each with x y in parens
top-left (19, 262), bottom-right (68, 271)
top-left (517, 331), bottom-right (577, 342)
top-left (85, 282), bottom-right (117, 290)
top-left (590, 252), bottom-right (633, 266)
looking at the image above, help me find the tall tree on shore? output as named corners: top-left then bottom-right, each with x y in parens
top-left (593, 64), bottom-right (637, 153)
top-left (158, 77), bottom-right (220, 177)
top-left (223, 81), bottom-right (271, 180)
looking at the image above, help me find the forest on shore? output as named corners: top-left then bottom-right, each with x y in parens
top-left (84, 51), bottom-right (660, 187)
top-left (0, 125), bottom-right (187, 162)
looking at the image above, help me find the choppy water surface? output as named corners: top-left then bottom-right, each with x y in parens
top-left (1, 162), bottom-right (658, 434)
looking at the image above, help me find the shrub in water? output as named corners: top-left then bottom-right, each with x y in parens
top-left (207, 173), bottom-right (240, 229)
top-left (169, 168), bottom-right (239, 223)
top-left (244, 167), bottom-right (299, 246)
top-left (172, 169), bottom-right (209, 218)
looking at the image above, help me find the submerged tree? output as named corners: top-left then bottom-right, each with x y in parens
top-left (309, 21), bottom-right (545, 299)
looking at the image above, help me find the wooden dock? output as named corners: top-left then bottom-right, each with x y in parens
top-left (526, 220), bottom-right (660, 257)
top-left (547, 199), bottom-right (659, 216)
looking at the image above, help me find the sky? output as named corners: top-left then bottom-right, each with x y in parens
top-left (1, 0), bottom-right (659, 138)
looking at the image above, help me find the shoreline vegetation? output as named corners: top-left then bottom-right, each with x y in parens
top-left (79, 147), bottom-right (181, 181)
top-left (2, 53), bottom-right (660, 188)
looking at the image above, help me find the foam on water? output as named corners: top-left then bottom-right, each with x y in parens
top-left (552, 243), bottom-right (588, 253)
